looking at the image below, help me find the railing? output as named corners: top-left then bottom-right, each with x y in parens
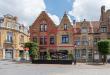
top-left (5, 40), bottom-right (13, 44)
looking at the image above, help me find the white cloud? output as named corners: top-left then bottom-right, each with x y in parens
top-left (69, 0), bottom-right (110, 21)
top-left (0, 0), bottom-right (60, 26)
top-left (0, 0), bottom-right (46, 26)
top-left (48, 13), bottom-right (60, 25)
top-left (67, 15), bottom-right (73, 25)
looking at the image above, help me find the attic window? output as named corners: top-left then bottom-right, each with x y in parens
top-left (64, 24), bottom-right (67, 30)
top-left (82, 27), bottom-right (88, 33)
top-left (100, 26), bottom-right (107, 32)
top-left (40, 24), bottom-right (47, 32)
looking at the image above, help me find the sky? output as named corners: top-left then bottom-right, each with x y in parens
top-left (0, 0), bottom-right (110, 26)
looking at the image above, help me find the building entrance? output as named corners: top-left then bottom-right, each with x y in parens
top-left (5, 49), bottom-right (13, 59)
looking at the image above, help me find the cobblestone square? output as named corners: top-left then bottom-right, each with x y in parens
top-left (0, 61), bottom-right (110, 75)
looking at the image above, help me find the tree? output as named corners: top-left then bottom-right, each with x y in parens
top-left (46, 50), bottom-right (51, 60)
top-left (68, 53), bottom-right (74, 60)
top-left (97, 40), bottom-right (110, 64)
top-left (24, 42), bottom-right (39, 60)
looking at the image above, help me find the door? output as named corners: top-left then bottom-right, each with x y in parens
top-left (5, 49), bottom-right (13, 59)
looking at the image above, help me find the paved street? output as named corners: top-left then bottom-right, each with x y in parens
top-left (0, 61), bottom-right (110, 75)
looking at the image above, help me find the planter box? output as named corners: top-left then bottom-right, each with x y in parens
top-left (32, 60), bottom-right (73, 64)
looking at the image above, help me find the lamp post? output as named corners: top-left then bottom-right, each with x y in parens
top-left (86, 43), bottom-right (88, 64)
top-left (74, 43), bottom-right (77, 65)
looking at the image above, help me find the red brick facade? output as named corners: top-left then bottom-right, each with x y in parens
top-left (30, 6), bottom-right (110, 61)
top-left (30, 11), bottom-right (57, 54)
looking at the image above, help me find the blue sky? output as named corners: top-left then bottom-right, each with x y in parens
top-left (45, 0), bottom-right (73, 17)
top-left (0, 0), bottom-right (110, 26)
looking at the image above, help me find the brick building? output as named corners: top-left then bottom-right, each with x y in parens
top-left (30, 6), bottom-right (110, 62)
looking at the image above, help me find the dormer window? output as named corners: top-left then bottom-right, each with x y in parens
top-left (7, 22), bottom-right (11, 28)
top-left (64, 24), bottom-right (67, 30)
top-left (82, 27), bottom-right (88, 33)
top-left (44, 24), bottom-right (47, 31)
top-left (100, 26), bottom-right (107, 32)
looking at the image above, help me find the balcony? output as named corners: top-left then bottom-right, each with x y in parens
top-left (5, 40), bottom-right (13, 44)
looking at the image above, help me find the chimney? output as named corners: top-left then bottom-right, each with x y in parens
top-left (101, 5), bottom-right (105, 21)
top-left (101, 5), bottom-right (105, 13)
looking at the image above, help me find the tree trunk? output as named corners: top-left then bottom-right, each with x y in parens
top-left (103, 55), bottom-right (107, 64)
top-left (102, 55), bottom-right (104, 64)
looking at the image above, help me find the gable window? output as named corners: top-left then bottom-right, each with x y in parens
top-left (64, 24), bottom-right (67, 30)
top-left (7, 22), bottom-right (11, 28)
top-left (50, 36), bottom-right (55, 44)
top-left (40, 24), bottom-right (47, 32)
top-left (40, 24), bottom-right (44, 31)
top-left (62, 35), bottom-right (69, 44)
top-left (44, 25), bottom-right (47, 31)
top-left (82, 27), bottom-right (88, 33)
top-left (101, 26), bottom-right (107, 32)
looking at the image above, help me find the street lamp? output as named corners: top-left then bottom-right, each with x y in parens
top-left (74, 43), bottom-right (77, 65)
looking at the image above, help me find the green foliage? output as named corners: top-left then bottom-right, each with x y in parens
top-left (24, 42), bottom-right (39, 59)
top-left (97, 40), bottom-right (110, 64)
top-left (68, 54), bottom-right (74, 60)
top-left (46, 50), bottom-right (51, 60)
top-left (97, 40), bottom-right (110, 55)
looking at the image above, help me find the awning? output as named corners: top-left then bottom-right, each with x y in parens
top-left (58, 50), bottom-right (68, 54)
